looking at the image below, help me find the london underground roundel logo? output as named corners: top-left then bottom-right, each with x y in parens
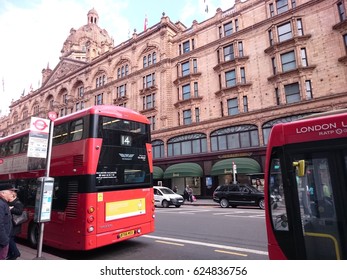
top-left (33, 119), bottom-right (48, 131)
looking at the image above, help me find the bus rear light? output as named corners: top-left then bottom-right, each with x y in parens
top-left (87, 216), bottom-right (94, 223)
top-left (87, 226), bottom-right (94, 233)
top-left (137, 229), bottom-right (141, 234)
top-left (87, 207), bottom-right (95, 214)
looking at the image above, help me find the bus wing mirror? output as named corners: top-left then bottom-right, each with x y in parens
top-left (293, 160), bottom-right (305, 177)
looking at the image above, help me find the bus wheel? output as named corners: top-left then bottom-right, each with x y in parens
top-left (28, 222), bottom-right (40, 248)
top-left (162, 200), bottom-right (169, 208)
top-left (259, 198), bottom-right (265, 210)
top-left (220, 198), bottom-right (229, 208)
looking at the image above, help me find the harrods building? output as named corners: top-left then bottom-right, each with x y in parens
top-left (1, 0), bottom-right (347, 197)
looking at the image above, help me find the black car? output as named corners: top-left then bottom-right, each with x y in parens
top-left (213, 184), bottom-right (265, 209)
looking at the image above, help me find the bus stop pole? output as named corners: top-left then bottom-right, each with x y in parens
top-left (36, 119), bottom-right (54, 259)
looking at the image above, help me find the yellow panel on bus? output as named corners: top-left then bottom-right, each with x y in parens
top-left (105, 198), bottom-right (146, 221)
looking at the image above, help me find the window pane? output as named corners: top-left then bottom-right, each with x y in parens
top-left (240, 132), bottom-right (251, 147)
top-left (228, 134), bottom-right (240, 149)
top-left (278, 22), bottom-right (292, 42)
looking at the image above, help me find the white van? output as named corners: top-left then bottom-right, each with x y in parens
top-left (153, 186), bottom-right (184, 208)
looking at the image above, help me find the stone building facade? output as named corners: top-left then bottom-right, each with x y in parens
top-left (1, 0), bottom-right (347, 197)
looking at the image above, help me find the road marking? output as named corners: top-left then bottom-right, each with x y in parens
top-left (225, 214), bottom-right (264, 219)
top-left (214, 249), bottom-right (248, 257)
top-left (155, 240), bottom-right (185, 247)
top-left (144, 235), bottom-right (268, 256)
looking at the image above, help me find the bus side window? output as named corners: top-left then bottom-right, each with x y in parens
top-left (53, 123), bottom-right (68, 145)
top-left (69, 119), bottom-right (84, 142)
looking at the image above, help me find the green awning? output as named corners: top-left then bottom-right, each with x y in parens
top-left (163, 163), bottom-right (203, 179)
top-left (210, 158), bottom-right (261, 176)
top-left (153, 166), bottom-right (164, 179)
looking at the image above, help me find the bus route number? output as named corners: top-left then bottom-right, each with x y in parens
top-left (121, 135), bottom-right (132, 146)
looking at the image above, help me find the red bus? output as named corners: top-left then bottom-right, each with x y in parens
top-left (264, 110), bottom-right (347, 259)
top-left (0, 105), bottom-right (155, 250)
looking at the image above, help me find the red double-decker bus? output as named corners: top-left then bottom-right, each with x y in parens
top-left (264, 110), bottom-right (347, 259)
top-left (0, 105), bottom-right (155, 250)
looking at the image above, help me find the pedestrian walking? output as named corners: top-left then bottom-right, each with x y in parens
top-left (0, 184), bottom-right (14, 260)
top-left (7, 190), bottom-right (24, 260)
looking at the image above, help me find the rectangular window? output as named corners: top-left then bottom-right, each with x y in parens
top-left (183, 109), bottom-right (192, 125)
top-left (269, 3), bottom-right (275, 17)
top-left (182, 61), bottom-right (190, 76)
top-left (63, 93), bottom-right (68, 104)
top-left (338, 2), bottom-right (346, 22)
top-left (278, 22), bottom-right (292, 42)
top-left (235, 19), bottom-right (239, 32)
top-left (227, 98), bottom-right (239, 116)
top-left (243, 96), bottom-right (248, 112)
top-left (144, 73), bottom-right (155, 88)
top-left (291, 0), bottom-right (296, 8)
top-left (281, 51), bottom-right (296, 72)
top-left (276, 0), bottom-right (288, 14)
top-left (301, 48), bottom-right (308, 67)
top-left (182, 84), bottom-right (191, 100)
top-left (194, 82), bottom-right (198, 97)
top-left (296, 19), bottom-right (303, 36)
top-left (284, 82), bottom-right (300, 103)
top-left (183, 40), bottom-right (190, 53)
top-left (305, 80), bottom-right (313, 99)
top-left (344, 34), bottom-right (347, 53)
top-left (95, 93), bottom-right (103, 105)
top-left (225, 70), bottom-right (236, 87)
top-left (143, 93), bottom-right (155, 110)
top-left (240, 67), bottom-right (246, 84)
top-left (193, 59), bottom-right (198, 73)
top-left (195, 107), bottom-right (200, 123)
top-left (117, 84), bottom-right (127, 98)
top-left (238, 42), bottom-right (244, 57)
top-left (224, 44), bottom-right (234, 61)
top-left (224, 22), bottom-right (233, 36)
top-left (78, 86), bottom-right (84, 98)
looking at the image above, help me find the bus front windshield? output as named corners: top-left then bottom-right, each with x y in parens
top-left (96, 116), bottom-right (151, 188)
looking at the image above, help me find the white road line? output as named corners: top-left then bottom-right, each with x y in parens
top-left (143, 235), bottom-right (268, 256)
top-left (224, 215), bottom-right (264, 219)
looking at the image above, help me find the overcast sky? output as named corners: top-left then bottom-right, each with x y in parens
top-left (0, 0), bottom-right (235, 115)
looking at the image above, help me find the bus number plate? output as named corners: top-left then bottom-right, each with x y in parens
top-left (119, 230), bottom-right (135, 239)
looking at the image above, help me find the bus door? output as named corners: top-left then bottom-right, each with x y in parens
top-left (291, 151), bottom-right (347, 259)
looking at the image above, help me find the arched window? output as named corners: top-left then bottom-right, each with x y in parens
top-left (167, 133), bottom-right (207, 157)
top-left (210, 125), bottom-right (259, 152)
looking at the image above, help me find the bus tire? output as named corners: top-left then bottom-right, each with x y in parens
top-left (28, 222), bottom-right (40, 249)
top-left (259, 198), bottom-right (265, 210)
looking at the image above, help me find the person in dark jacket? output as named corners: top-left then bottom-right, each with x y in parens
top-left (0, 184), bottom-right (14, 260)
top-left (7, 190), bottom-right (24, 260)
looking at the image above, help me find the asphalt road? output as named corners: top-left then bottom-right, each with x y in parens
top-left (39, 205), bottom-right (268, 260)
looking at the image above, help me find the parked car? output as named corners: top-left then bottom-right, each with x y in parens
top-left (153, 186), bottom-right (184, 208)
top-left (213, 183), bottom-right (265, 209)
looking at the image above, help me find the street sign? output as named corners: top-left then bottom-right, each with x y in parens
top-left (27, 117), bottom-right (50, 158)
top-left (48, 111), bottom-right (57, 121)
